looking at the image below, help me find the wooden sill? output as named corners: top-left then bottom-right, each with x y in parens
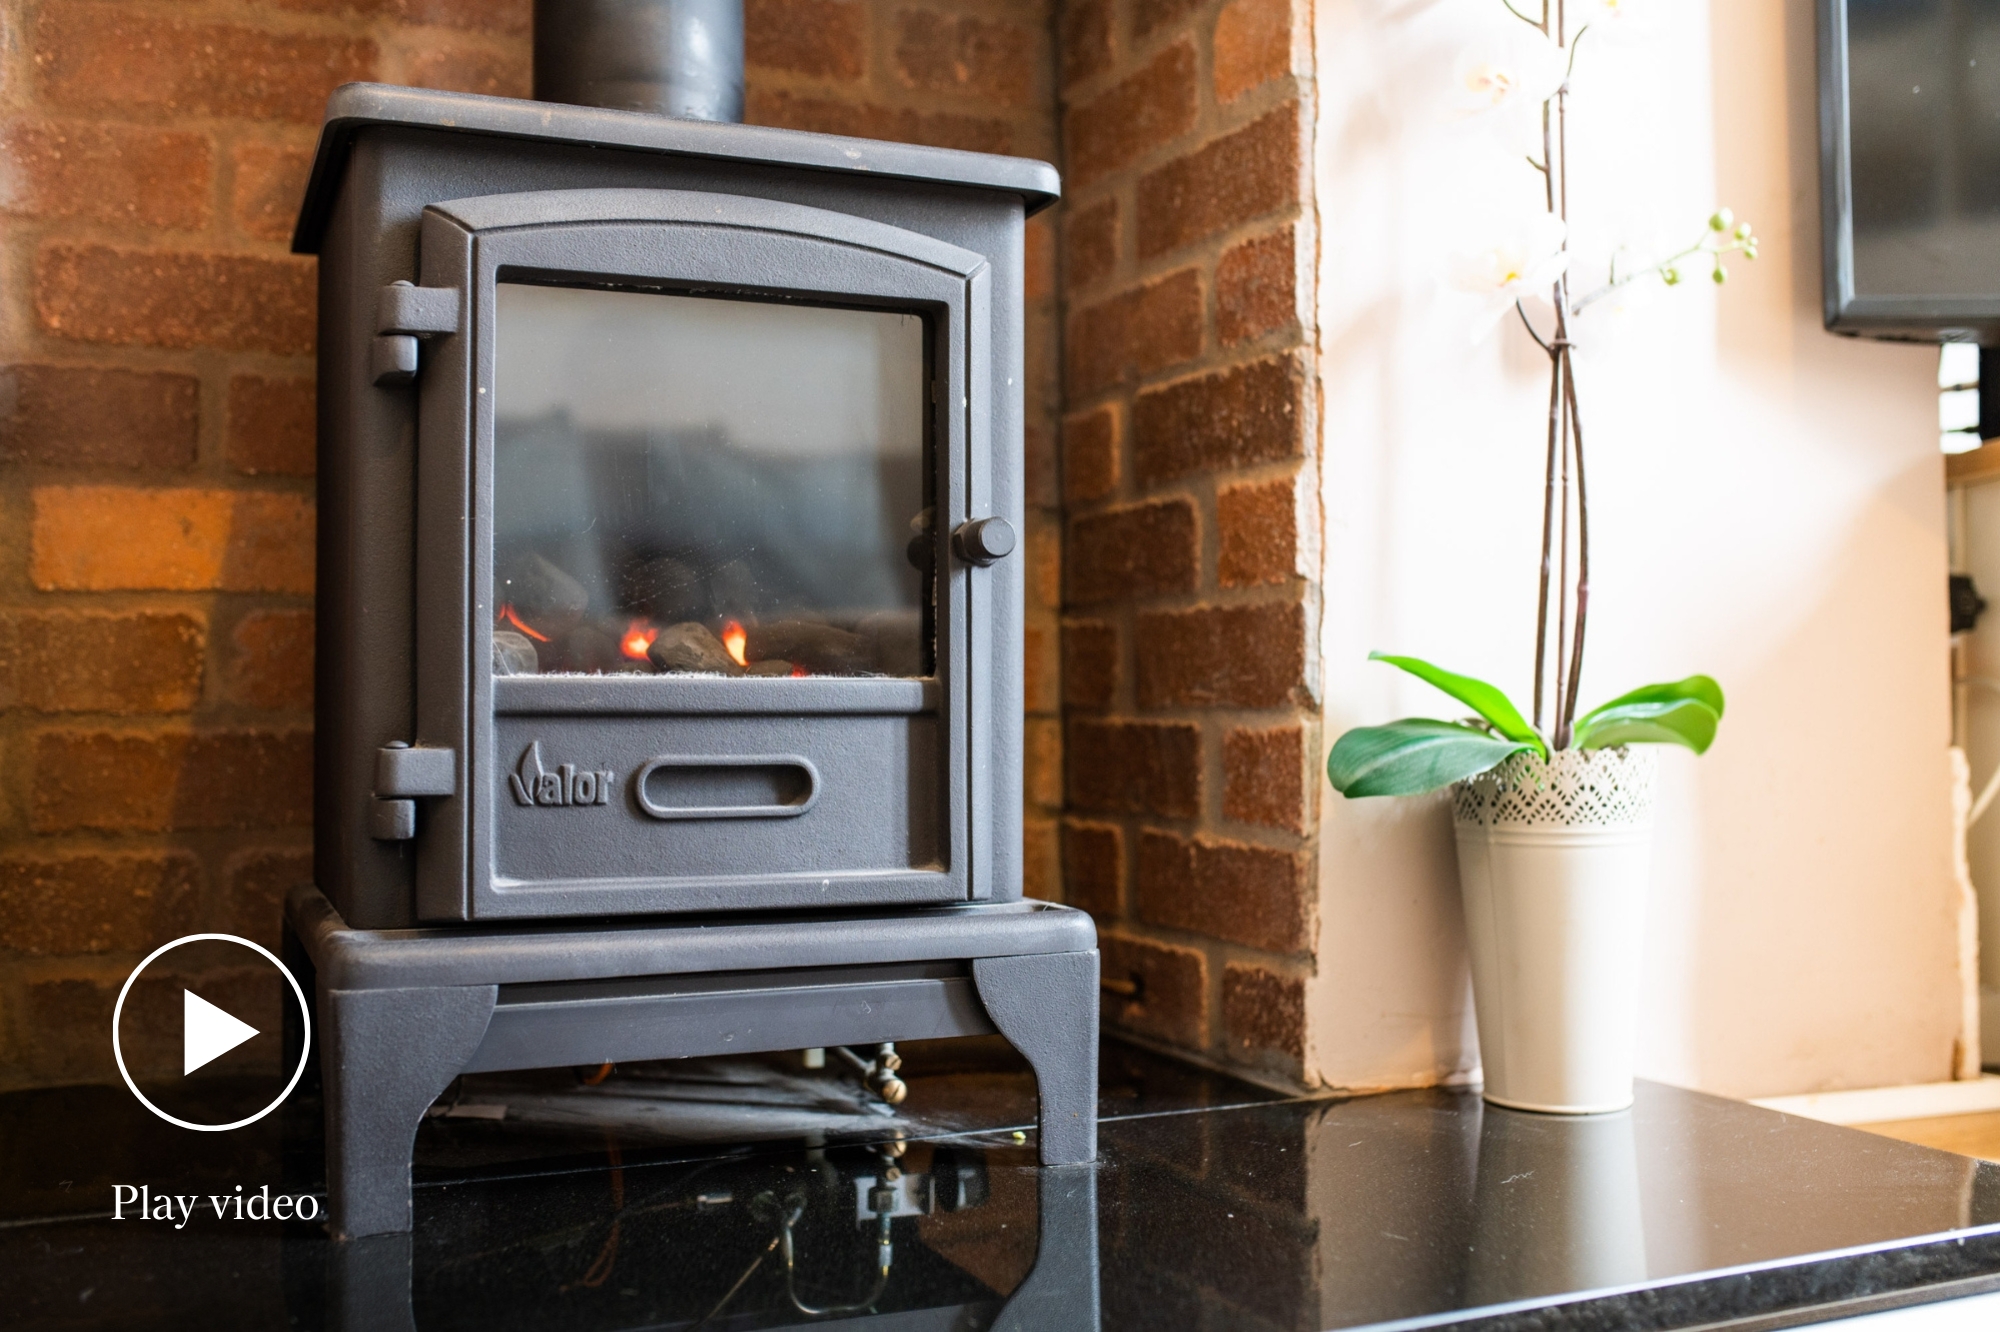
top-left (1948, 438), bottom-right (2000, 487)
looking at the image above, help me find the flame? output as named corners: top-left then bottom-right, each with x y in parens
top-left (790, 664), bottom-right (809, 678)
top-left (721, 620), bottom-right (749, 667)
top-left (620, 620), bottom-right (658, 660)
top-left (497, 604), bottom-right (550, 643)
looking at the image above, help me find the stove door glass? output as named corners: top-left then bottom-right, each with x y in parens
top-left (492, 282), bottom-right (933, 679)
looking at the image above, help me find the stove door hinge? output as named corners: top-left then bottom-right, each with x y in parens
top-left (369, 742), bottom-right (457, 840)
top-left (372, 281), bottom-right (463, 387)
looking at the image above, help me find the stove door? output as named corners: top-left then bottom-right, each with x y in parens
top-left (406, 189), bottom-right (995, 920)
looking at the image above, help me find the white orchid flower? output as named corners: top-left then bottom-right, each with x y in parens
top-left (1447, 19), bottom-right (1566, 122)
top-left (1578, 0), bottom-right (1648, 21)
top-left (1449, 210), bottom-right (1569, 339)
top-left (1571, 0), bottom-right (1659, 43)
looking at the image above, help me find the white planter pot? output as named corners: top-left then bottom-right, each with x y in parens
top-left (1452, 746), bottom-right (1657, 1114)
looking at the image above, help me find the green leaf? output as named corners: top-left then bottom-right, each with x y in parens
top-left (1572, 698), bottom-right (1720, 754)
top-left (1368, 653), bottom-right (1547, 758)
top-left (1579, 674), bottom-right (1725, 725)
top-left (1328, 719), bottom-right (1535, 798)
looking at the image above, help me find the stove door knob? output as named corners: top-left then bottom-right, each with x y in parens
top-left (952, 517), bottom-right (1017, 567)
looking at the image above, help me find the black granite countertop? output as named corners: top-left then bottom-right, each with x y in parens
top-left (5, 1037), bottom-right (2000, 1330)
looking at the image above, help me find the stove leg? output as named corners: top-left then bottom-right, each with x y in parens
top-left (973, 951), bottom-right (1099, 1165)
top-left (994, 1163), bottom-right (1099, 1332)
top-left (326, 1232), bottom-right (415, 1332)
top-left (321, 984), bottom-right (498, 1240)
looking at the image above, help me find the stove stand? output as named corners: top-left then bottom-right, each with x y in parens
top-left (285, 883), bottom-right (1099, 1239)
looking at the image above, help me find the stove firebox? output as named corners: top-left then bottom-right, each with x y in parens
top-left (286, 84), bottom-right (1097, 1242)
top-left (294, 84), bottom-right (1056, 928)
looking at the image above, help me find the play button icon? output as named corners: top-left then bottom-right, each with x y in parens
top-left (113, 934), bottom-right (311, 1132)
top-left (183, 989), bottom-right (260, 1076)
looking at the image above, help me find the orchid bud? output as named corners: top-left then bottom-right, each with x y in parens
top-left (1734, 222), bottom-right (1753, 240)
top-left (1662, 267), bottom-right (1681, 286)
top-left (1711, 265), bottom-right (1727, 285)
top-left (1743, 243), bottom-right (1758, 260)
top-left (1709, 208), bottom-right (1734, 232)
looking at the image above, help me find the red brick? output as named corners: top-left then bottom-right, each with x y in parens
top-left (895, 11), bottom-right (1036, 107)
top-left (1027, 419), bottom-right (1058, 507)
top-left (1059, 0), bottom-right (1114, 88)
top-left (1217, 227), bottom-right (1297, 344)
top-left (1136, 602), bottom-right (1306, 709)
top-left (0, 120), bottom-right (212, 230)
top-left (1024, 817), bottom-right (1060, 902)
top-left (1134, 0), bottom-right (1201, 39)
top-left (34, 7), bottom-right (376, 124)
top-left (1214, 0), bottom-right (1293, 102)
top-left (0, 365), bottom-right (198, 470)
top-left (747, 89), bottom-right (1013, 154)
top-left (228, 610), bottom-right (314, 711)
top-left (37, 244), bottom-right (316, 355)
top-left (1025, 621), bottom-right (1059, 712)
top-left (231, 142), bottom-right (314, 244)
top-left (1064, 197), bottom-right (1119, 292)
top-left (401, 42), bottom-right (532, 99)
top-left (1064, 41), bottom-right (1197, 187)
top-left (1223, 961), bottom-right (1305, 1061)
top-left (401, 0), bottom-right (530, 29)
top-left (275, 0), bottom-right (530, 34)
top-left (1066, 718), bottom-right (1200, 818)
top-left (1100, 931), bottom-right (1208, 1047)
top-left (1224, 724), bottom-right (1307, 833)
top-left (0, 853), bottom-right (201, 956)
top-left (1132, 356), bottom-right (1303, 484)
top-left (747, 0), bottom-right (866, 79)
top-left (32, 487), bottom-right (315, 594)
top-left (227, 375), bottom-right (316, 476)
top-left (31, 729), bottom-right (313, 832)
top-left (1067, 268), bottom-right (1203, 397)
top-left (1026, 717), bottom-right (1063, 808)
top-left (1063, 407), bottom-right (1120, 504)
top-left (0, 612), bottom-right (205, 714)
top-left (1218, 476), bottom-right (1297, 586)
top-left (1068, 498), bottom-right (1197, 604)
top-left (1067, 498), bottom-right (1197, 604)
top-left (1136, 830), bottom-right (1309, 952)
top-left (1029, 523), bottom-right (1062, 609)
top-left (1063, 820), bottom-right (1123, 916)
top-left (21, 978), bottom-right (127, 1083)
top-left (1062, 620), bottom-right (1118, 708)
top-left (227, 848), bottom-right (311, 951)
top-left (1137, 104), bottom-right (1299, 258)
top-left (1027, 214), bottom-right (1056, 303)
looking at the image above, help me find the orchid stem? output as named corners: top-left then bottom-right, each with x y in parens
top-left (1559, 351), bottom-right (1590, 744)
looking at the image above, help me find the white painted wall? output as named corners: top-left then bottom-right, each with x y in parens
top-left (1954, 482), bottom-right (2000, 1059)
top-left (1307, 0), bottom-right (1959, 1098)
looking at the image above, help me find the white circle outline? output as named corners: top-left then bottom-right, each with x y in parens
top-left (111, 933), bottom-right (312, 1133)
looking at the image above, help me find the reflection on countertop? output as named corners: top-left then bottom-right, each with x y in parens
top-left (5, 1037), bottom-right (2000, 1330)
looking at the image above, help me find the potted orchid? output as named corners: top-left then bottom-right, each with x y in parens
top-left (1326, 0), bottom-right (1749, 1114)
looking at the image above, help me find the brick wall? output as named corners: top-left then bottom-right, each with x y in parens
top-left (0, 0), bottom-right (1319, 1091)
top-left (0, 0), bottom-right (1060, 1090)
top-left (0, 0), bottom-right (533, 1088)
top-left (1054, 0), bottom-right (1319, 1081)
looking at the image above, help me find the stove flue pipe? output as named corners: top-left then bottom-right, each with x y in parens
top-left (534, 0), bottom-right (745, 122)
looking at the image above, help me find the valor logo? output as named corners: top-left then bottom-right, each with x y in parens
top-left (509, 741), bottom-right (615, 808)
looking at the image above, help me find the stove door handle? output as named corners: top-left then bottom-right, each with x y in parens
top-left (953, 516), bottom-right (1017, 567)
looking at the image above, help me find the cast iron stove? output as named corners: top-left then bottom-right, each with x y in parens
top-left (283, 79), bottom-right (1097, 1241)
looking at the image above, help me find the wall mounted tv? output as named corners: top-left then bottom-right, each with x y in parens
top-left (1821, 0), bottom-right (2000, 341)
